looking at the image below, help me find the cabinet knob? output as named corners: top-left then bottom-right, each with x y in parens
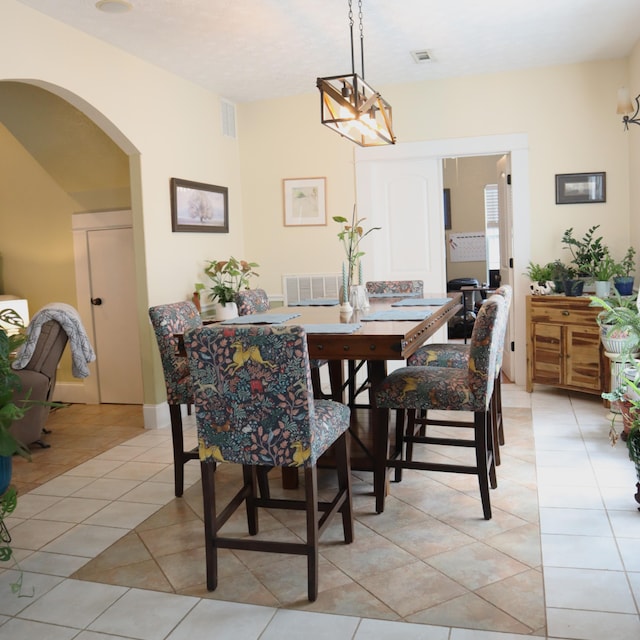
top-left (562, 310), bottom-right (570, 316)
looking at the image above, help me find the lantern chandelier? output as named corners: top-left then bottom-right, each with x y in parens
top-left (316, 0), bottom-right (396, 146)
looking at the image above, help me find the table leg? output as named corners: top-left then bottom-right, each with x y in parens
top-left (367, 360), bottom-right (390, 514)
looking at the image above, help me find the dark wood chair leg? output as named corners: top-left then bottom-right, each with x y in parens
top-left (304, 465), bottom-right (320, 601)
top-left (475, 410), bottom-right (493, 520)
top-left (169, 403), bottom-right (199, 497)
top-left (201, 460), bottom-right (218, 591)
top-left (334, 431), bottom-right (354, 543)
top-left (169, 404), bottom-right (186, 497)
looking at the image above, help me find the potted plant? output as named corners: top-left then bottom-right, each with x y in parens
top-left (602, 367), bottom-right (640, 508)
top-left (333, 205), bottom-right (380, 310)
top-left (561, 225), bottom-right (606, 280)
top-left (203, 257), bottom-right (259, 320)
top-left (561, 265), bottom-right (582, 297)
top-left (524, 262), bottom-right (553, 294)
top-left (592, 247), bottom-right (619, 298)
top-left (548, 259), bottom-right (571, 294)
top-left (0, 308), bottom-right (32, 585)
top-left (613, 246), bottom-right (636, 296)
top-left (590, 291), bottom-right (640, 355)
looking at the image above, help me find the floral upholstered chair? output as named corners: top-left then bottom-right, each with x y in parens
top-left (374, 294), bottom-right (505, 519)
top-left (236, 288), bottom-right (329, 399)
top-left (365, 280), bottom-right (424, 297)
top-left (148, 301), bottom-right (201, 497)
top-left (406, 285), bottom-right (512, 465)
top-left (347, 280), bottom-right (424, 409)
top-left (235, 288), bottom-right (269, 315)
top-left (184, 324), bottom-right (354, 601)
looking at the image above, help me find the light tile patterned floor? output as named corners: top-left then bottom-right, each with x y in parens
top-left (1, 385), bottom-right (639, 640)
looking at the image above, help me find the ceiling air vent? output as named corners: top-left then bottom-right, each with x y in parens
top-left (411, 50), bottom-right (432, 63)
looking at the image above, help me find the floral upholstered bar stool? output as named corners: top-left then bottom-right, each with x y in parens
top-left (406, 285), bottom-right (512, 467)
top-left (374, 295), bottom-right (504, 519)
top-left (185, 324), bottom-right (354, 601)
top-left (344, 280), bottom-right (425, 409)
top-left (148, 301), bottom-right (201, 497)
top-left (235, 287), bottom-right (329, 399)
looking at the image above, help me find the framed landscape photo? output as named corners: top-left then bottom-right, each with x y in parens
top-left (283, 177), bottom-right (326, 226)
top-left (555, 172), bottom-right (606, 205)
top-left (170, 178), bottom-right (229, 232)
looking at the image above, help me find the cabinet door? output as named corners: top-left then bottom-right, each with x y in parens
top-left (531, 323), bottom-right (562, 386)
top-left (565, 325), bottom-right (602, 392)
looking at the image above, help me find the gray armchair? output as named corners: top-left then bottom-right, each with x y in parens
top-left (10, 320), bottom-right (68, 449)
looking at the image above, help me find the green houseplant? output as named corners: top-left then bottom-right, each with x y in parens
top-left (203, 257), bottom-right (259, 306)
top-left (613, 246), bottom-right (637, 296)
top-left (601, 366), bottom-right (640, 508)
top-left (0, 308), bottom-right (32, 589)
top-left (561, 225), bottom-right (606, 279)
top-left (524, 262), bottom-right (552, 285)
top-left (590, 291), bottom-right (640, 355)
top-left (548, 260), bottom-right (572, 294)
top-left (592, 247), bottom-right (619, 298)
top-left (333, 206), bottom-right (381, 290)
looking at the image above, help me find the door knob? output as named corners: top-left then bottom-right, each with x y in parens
top-left (91, 297), bottom-right (103, 306)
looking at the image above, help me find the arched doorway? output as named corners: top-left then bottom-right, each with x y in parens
top-left (0, 80), bottom-right (144, 404)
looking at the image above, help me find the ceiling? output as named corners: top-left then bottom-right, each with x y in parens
top-left (15, 0), bottom-right (640, 104)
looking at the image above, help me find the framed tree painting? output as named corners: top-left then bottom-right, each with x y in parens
top-left (170, 178), bottom-right (229, 232)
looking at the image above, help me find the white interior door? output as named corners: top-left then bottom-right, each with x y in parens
top-left (355, 156), bottom-right (446, 290)
top-left (497, 154), bottom-right (515, 381)
top-left (356, 153), bottom-right (446, 345)
top-left (72, 211), bottom-right (143, 405)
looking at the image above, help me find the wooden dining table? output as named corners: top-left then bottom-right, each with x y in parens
top-left (267, 292), bottom-right (463, 513)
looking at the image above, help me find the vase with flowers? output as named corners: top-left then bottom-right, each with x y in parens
top-left (333, 206), bottom-right (381, 312)
top-left (203, 257), bottom-right (259, 320)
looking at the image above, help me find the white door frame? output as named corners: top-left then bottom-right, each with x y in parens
top-left (355, 134), bottom-right (530, 386)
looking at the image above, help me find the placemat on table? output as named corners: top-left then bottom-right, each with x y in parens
top-left (289, 298), bottom-right (340, 306)
top-left (302, 323), bottom-right (362, 334)
top-left (361, 309), bottom-right (433, 321)
top-left (391, 297), bottom-right (452, 307)
top-left (367, 292), bottom-right (421, 298)
top-left (219, 312), bottom-right (301, 325)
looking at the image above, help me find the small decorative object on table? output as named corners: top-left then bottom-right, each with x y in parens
top-left (203, 257), bottom-right (259, 320)
top-left (333, 205), bottom-right (380, 312)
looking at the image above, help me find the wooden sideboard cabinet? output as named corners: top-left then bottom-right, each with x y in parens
top-left (526, 295), bottom-right (609, 397)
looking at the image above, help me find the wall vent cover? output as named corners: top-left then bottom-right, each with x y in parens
top-left (411, 50), bottom-right (432, 63)
top-left (221, 99), bottom-right (237, 138)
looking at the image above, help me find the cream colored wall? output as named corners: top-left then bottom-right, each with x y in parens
top-left (1, 1), bottom-right (245, 407)
top-left (0, 123), bottom-right (79, 380)
top-left (240, 59), bottom-right (632, 294)
top-left (443, 155), bottom-right (502, 284)
top-left (239, 93), bottom-right (356, 295)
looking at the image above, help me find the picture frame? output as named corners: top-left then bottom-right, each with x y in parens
top-left (443, 188), bottom-right (452, 230)
top-left (283, 177), bottom-right (326, 226)
top-left (555, 172), bottom-right (606, 205)
top-left (170, 177), bottom-right (229, 233)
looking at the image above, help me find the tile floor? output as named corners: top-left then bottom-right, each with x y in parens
top-left (1, 384), bottom-right (639, 640)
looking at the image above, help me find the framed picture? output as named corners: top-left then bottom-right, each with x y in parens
top-left (443, 188), bottom-right (452, 230)
top-left (170, 178), bottom-right (229, 232)
top-left (283, 177), bottom-right (326, 226)
top-left (555, 172), bottom-right (606, 205)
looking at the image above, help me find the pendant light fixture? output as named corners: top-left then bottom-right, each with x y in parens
top-left (316, 0), bottom-right (395, 146)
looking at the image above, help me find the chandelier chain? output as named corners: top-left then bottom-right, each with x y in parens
top-left (358, 0), bottom-right (365, 79)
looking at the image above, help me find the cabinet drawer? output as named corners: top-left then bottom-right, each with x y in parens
top-left (528, 304), bottom-right (598, 326)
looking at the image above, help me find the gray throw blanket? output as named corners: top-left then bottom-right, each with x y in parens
top-left (11, 302), bottom-right (96, 378)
